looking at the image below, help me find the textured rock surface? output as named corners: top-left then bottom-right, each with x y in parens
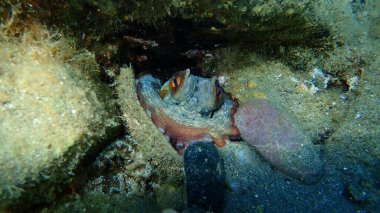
top-left (235, 100), bottom-right (323, 184)
top-left (324, 23), bottom-right (380, 210)
top-left (67, 135), bottom-right (186, 212)
top-left (211, 52), bottom-right (348, 144)
top-left (53, 194), bottom-right (161, 213)
top-left (0, 25), bottom-right (122, 208)
top-left (184, 141), bottom-right (224, 211)
top-left (84, 136), bottom-right (158, 197)
top-left (116, 67), bottom-right (185, 208)
top-left (38, 0), bottom-right (328, 47)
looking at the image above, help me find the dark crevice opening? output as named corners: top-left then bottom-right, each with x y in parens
top-left (116, 17), bottom-right (230, 82)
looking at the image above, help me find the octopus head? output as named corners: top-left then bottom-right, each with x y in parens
top-left (160, 69), bottom-right (224, 117)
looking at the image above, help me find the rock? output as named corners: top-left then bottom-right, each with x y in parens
top-left (37, 1), bottom-right (328, 48)
top-left (84, 136), bottom-right (156, 197)
top-left (156, 184), bottom-right (186, 211)
top-left (116, 67), bottom-right (184, 204)
top-left (325, 32), bottom-right (380, 210)
top-left (0, 25), bottom-right (122, 208)
top-left (53, 194), bottom-right (161, 213)
top-left (235, 100), bottom-right (323, 184)
top-left (82, 136), bottom-right (186, 211)
top-left (184, 141), bottom-right (224, 212)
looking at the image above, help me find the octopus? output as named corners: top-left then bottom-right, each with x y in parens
top-left (136, 69), bottom-right (239, 153)
top-left (136, 69), bottom-right (322, 183)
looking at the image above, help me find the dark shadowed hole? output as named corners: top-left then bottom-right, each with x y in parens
top-left (117, 17), bottom-right (229, 81)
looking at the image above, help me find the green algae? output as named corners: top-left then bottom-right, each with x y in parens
top-left (0, 23), bottom-right (122, 210)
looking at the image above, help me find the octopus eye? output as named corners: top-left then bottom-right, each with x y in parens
top-left (169, 72), bottom-right (185, 93)
top-left (170, 76), bottom-right (181, 89)
top-left (173, 78), bottom-right (179, 87)
top-left (168, 70), bottom-right (189, 96)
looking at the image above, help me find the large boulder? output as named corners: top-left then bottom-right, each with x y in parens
top-left (0, 24), bottom-right (122, 209)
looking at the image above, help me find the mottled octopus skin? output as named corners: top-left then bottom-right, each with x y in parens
top-left (136, 71), bottom-right (239, 153)
top-left (235, 100), bottom-right (323, 184)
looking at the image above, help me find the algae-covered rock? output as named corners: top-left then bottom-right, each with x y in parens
top-left (208, 51), bottom-right (348, 143)
top-left (36, 0), bottom-right (328, 49)
top-left (116, 66), bottom-right (185, 208)
top-left (53, 193), bottom-right (161, 213)
top-left (84, 136), bottom-right (156, 197)
top-left (0, 24), bottom-right (121, 208)
top-left (155, 183), bottom-right (186, 211)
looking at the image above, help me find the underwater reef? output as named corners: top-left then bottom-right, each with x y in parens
top-left (0, 0), bottom-right (379, 212)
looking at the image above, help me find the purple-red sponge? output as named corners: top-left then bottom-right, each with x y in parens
top-left (235, 100), bottom-right (323, 184)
